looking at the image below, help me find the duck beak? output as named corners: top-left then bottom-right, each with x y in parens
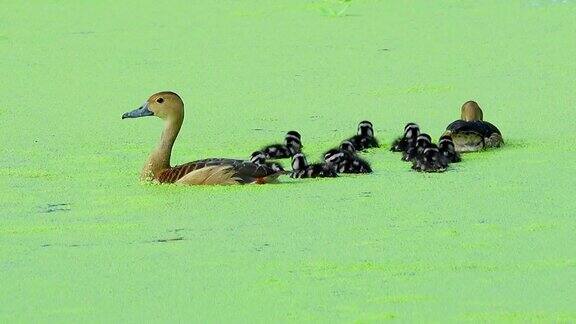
top-left (122, 103), bottom-right (153, 119)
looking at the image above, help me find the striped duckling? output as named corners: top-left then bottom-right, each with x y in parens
top-left (290, 153), bottom-right (337, 179)
top-left (346, 120), bottom-right (380, 151)
top-left (438, 135), bottom-right (461, 163)
top-left (391, 123), bottom-right (420, 153)
top-left (324, 142), bottom-right (372, 174)
top-left (402, 133), bottom-right (431, 162)
top-left (412, 144), bottom-right (448, 173)
top-left (261, 131), bottom-right (302, 159)
top-left (249, 151), bottom-right (285, 173)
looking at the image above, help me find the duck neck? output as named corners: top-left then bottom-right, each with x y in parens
top-left (142, 115), bottom-right (183, 180)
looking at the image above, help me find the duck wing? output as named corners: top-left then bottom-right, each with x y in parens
top-left (158, 158), bottom-right (282, 184)
top-left (446, 120), bottom-right (501, 137)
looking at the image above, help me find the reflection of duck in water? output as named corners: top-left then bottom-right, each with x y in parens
top-left (444, 101), bottom-right (503, 152)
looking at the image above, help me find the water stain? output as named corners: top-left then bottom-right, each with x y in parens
top-left (39, 203), bottom-right (71, 214)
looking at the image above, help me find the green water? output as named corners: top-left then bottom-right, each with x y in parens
top-left (1, 1), bottom-right (576, 322)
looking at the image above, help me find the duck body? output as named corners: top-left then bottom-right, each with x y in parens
top-left (444, 101), bottom-right (503, 152)
top-left (290, 153), bottom-right (337, 178)
top-left (123, 92), bottom-right (284, 185)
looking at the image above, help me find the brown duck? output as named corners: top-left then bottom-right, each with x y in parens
top-left (122, 91), bottom-right (283, 185)
top-left (443, 101), bottom-right (504, 152)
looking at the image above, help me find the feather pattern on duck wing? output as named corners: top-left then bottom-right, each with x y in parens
top-left (158, 158), bottom-right (281, 184)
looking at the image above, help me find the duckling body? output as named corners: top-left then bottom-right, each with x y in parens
top-left (324, 148), bottom-right (372, 174)
top-left (290, 153), bottom-right (337, 178)
top-left (261, 131), bottom-right (302, 159)
top-left (403, 133), bottom-right (431, 162)
top-left (346, 121), bottom-right (380, 151)
top-left (412, 145), bottom-right (447, 173)
top-left (444, 101), bottom-right (503, 152)
top-left (391, 123), bottom-right (420, 152)
top-left (122, 92), bottom-right (283, 185)
top-left (438, 135), bottom-right (461, 163)
top-left (250, 151), bottom-right (285, 173)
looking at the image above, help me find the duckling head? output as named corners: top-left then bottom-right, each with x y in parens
top-left (122, 91), bottom-right (184, 121)
top-left (291, 153), bottom-right (307, 171)
top-left (250, 151), bottom-right (266, 164)
top-left (340, 141), bottom-right (356, 154)
top-left (423, 145), bottom-right (440, 163)
top-left (324, 149), bottom-right (345, 165)
top-left (416, 134), bottom-right (432, 148)
top-left (404, 123), bottom-right (420, 140)
top-left (461, 101), bottom-right (483, 121)
top-left (285, 131), bottom-right (302, 151)
top-left (357, 120), bottom-right (374, 137)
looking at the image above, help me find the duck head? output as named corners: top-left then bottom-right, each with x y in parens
top-left (461, 101), bottom-right (483, 121)
top-left (285, 131), bottom-right (302, 153)
top-left (404, 123), bottom-right (420, 140)
top-left (122, 91), bottom-right (184, 121)
top-left (340, 141), bottom-right (356, 154)
top-left (291, 153), bottom-right (307, 171)
top-left (357, 120), bottom-right (374, 137)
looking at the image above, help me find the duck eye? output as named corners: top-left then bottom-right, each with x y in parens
top-left (156, 98), bottom-right (164, 103)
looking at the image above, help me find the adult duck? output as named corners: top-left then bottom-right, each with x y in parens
top-left (444, 101), bottom-right (503, 152)
top-left (122, 91), bottom-right (283, 185)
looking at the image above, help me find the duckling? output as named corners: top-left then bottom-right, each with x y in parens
top-left (261, 131), bottom-right (302, 159)
top-left (412, 145), bottom-right (447, 173)
top-left (249, 151), bottom-right (285, 173)
top-left (402, 133), bottom-right (431, 162)
top-left (438, 135), bottom-right (461, 163)
top-left (290, 153), bottom-right (337, 178)
top-left (444, 101), bottom-right (503, 152)
top-left (346, 120), bottom-right (380, 151)
top-left (391, 123), bottom-right (420, 152)
top-left (324, 149), bottom-right (372, 174)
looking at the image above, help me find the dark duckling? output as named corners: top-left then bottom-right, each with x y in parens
top-left (290, 153), bottom-right (337, 178)
top-left (261, 131), bottom-right (303, 159)
top-left (249, 151), bottom-right (285, 173)
top-left (391, 123), bottom-right (420, 152)
top-left (412, 145), bottom-right (447, 173)
top-left (444, 101), bottom-right (503, 152)
top-left (324, 143), bottom-right (372, 173)
top-left (403, 133), bottom-right (431, 162)
top-left (347, 120), bottom-right (380, 151)
top-left (438, 135), bottom-right (461, 163)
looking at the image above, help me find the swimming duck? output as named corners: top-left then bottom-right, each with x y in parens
top-left (122, 91), bottom-right (283, 185)
top-left (444, 101), bottom-right (504, 152)
top-left (438, 135), bottom-right (461, 163)
top-left (412, 145), bottom-right (447, 173)
top-left (249, 151), bottom-right (285, 173)
top-left (391, 123), bottom-right (420, 152)
top-left (346, 120), bottom-right (380, 151)
top-left (402, 133), bottom-right (431, 162)
top-left (261, 131), bottom-right (302, 159)
top-left (324, 148), bottom-right (372, 174)
top-left (290, 153), bottom-right (337, 178)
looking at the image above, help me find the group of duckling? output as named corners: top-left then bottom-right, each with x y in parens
top-left (122, 91), bottom-right (503, 185)
top-left (248, 100), bottom-right (504, 178)
top-left (249, 120), bottom-right (378, 178)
